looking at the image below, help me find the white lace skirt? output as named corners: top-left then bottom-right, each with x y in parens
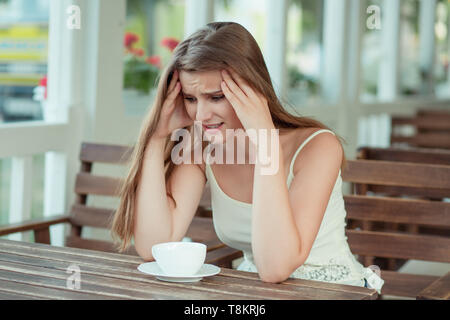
top-left (237, 249), bottom-right (384, 293)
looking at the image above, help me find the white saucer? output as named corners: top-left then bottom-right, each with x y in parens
top-left (137, 262), bottom-right (221, 283)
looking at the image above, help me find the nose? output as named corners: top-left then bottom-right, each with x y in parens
top-left (195, 101), bottom-right (212, 122)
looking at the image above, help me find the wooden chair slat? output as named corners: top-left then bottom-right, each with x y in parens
top-left (390, 136), bottom-right (416, 144)
top-left (417, 272), bottom-right (450, 300)
top-left (0, 214), bottom-right (71, 236)
top-left (205, 246), bottom-right (243, 268)
top-left (70, 204), bottom-right (115, 229)
top-left (380, 270), bottom-right (438, 298)
top-left (391, 109), bottom-right (450, 149)
top-left (391, 116), bottom-right (416, 126)
top-left (366, 184), bottom-right (450, 199)
top-left (344, 195), bottom-right (450, 227)
top-left (65, 236), bottom-right (139, 256)
top-left (417, 109), bottom-right (450, 118)
top-left (416, 117), bottom-right (450, 131)
top-left (346, 229), bottom-right (450, 262)
top-left (74, 172), bottom-right (123, 197)
top-left (342, 160), bottom-right (450, 189)
top-left (414, 133), bottom-right (450, 149)
top-left (392, 134), bottom-right (450, 149)
top-left (360, 147), bottom-right (450, 165)
top-left (80, 142), bottom-right (133, 164)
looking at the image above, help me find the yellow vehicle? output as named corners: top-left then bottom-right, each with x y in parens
top-left (0, 23), bottom-right (48, 121)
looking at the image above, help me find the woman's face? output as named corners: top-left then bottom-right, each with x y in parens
top-left (179, 70), bottom-right (243, 143)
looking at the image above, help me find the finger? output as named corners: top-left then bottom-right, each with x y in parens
top-left (256, 91), bottom-right (268, 106)
top-left (221, 70), bottom-right (248, 105)
top-left (164, 81), bottom-right (181, 107)
top-left (221, 80), bottom-right (243, 112)
top-left (167, 69), bottom-right (179, 93)
top-left (226, 68), bottom-right (260, 103)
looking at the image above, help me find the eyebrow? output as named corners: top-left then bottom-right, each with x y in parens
top-left (182, 90), bottom-right (223, 96)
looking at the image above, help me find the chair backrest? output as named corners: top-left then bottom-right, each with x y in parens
top-left (356, 147), bottom-right (450, 199)
top-left (391, 109), bottom-right (450, 149)
top-left (67, 142), bottom-right (210, 254)
top-left (342, 159), bottom-right (450, 265)
top-left (67, 142), bottom-right (135, 254)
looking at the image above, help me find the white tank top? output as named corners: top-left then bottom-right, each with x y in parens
top-left (205, 129), bottom-right (384, 292)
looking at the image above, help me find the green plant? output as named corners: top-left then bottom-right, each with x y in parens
top-left (123, 32), bottom-right (159, 94)
top-left (123, 32), bottom-right (179, 94)
top-left (287, 64), bottom-right (319, 95)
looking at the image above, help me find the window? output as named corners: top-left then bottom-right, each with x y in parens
top-left (0, 0), bottom-right (49, 124)
top-left (123, 0), bottom-right (185, 116)
top-left (285, 0), bottom-right (323, 106)
top-left (213, 0), bottom-right (267, 52)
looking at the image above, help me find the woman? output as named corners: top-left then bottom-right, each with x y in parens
top-left (112, 22), bottom-right (383, 291)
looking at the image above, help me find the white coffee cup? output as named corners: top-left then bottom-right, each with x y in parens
top-left (152, 241), bottom-right (207, 276)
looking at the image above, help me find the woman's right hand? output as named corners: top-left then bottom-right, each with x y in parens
top-left (153, 69), bottom-right (193, 140)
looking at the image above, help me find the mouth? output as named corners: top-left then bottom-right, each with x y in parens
top-left (202, 122), bottom-right (224, 131)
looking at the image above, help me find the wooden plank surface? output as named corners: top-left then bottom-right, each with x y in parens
top-left (342, 160), bottom-right (450, 189)
top-left (344, 195), bottom-right (450, 227)
top-left (417, 272), bottom-right (450, 300)
top-left (0, 239), bottom-right (377, 300)
top-left (380, 270), bottom-right (438, 298)
top-left (360, 146), bottom-right (450, 165)
top-left (346, 229), bottom-right (450, 262)
top-left (80, 142), bottom-right (132, 164)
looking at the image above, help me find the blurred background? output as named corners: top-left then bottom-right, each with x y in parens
top-left (0, 0), bottom-right (449, 283)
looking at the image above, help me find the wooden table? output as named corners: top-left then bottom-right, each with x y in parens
top-left (417, 272), bottom-right (450, 300)
top-left (0, 239), bottom-right (378, 300)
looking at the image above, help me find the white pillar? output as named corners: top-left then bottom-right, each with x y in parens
top-left (8, 156), bottom-right (33, 242)
top-left (264, 0), bottom-right (288, 100)
top-left (448, 10), bottom-right (450, 88)
top-left (184, 0), bottom-right (214, 39)
top-left (419, 0), bottom-right (437, 95)
top-left (346, 0), bottom-right (364, 103)
top-left (321, 0), bottom-right (347, 104)
top-left (378, 0), bottom-right (401, 101)
top-left (46, 0), bottom-right (87, 246)
top-left (340, 0), bottom-right (364, 159)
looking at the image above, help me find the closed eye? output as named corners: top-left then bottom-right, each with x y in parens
top-left (183, 95), bottom-right (224, 103)
top-left (184, 97), bottom-right (196, 103)
top-left (212, 95), bottom-right (224, 101)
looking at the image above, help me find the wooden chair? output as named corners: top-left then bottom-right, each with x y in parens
top-left (352, 147), bottom-right (450, 271)
top-left (391, 109), bottom-right (450, 149)
top-left (342, 159), bottom-right (450, 299)
top-left (0, 142), bottom-right (242, 268)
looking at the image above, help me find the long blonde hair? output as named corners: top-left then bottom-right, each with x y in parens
top-left (111, 22), bottom-right (346, 252)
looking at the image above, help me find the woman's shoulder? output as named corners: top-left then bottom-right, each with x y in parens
top-left (283, 127), bottom-right (335, 151)
top-left (288, 127), bottom-right (342, 174)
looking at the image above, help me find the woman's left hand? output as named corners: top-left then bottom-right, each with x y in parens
top-left (221, 68), bottom-right (275, 132)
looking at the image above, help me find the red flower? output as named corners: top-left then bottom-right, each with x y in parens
top-left (124, 32), bottom-right (139, 49)
top-left (146, 55), bottom-right (162, 69)
top-left (130, 48), bottom-right (144, 57)
top-left (160, 37), bottom-right (179, 52)
top-left (39, 75), bottom-right (47, 87)
top-left (39, 75), bottom-right (47, 99)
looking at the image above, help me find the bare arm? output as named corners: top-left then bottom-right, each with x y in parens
top-left (252, 132), bottom-right (343, 283)
top-left (133, 137), bottom-right (206, 261)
